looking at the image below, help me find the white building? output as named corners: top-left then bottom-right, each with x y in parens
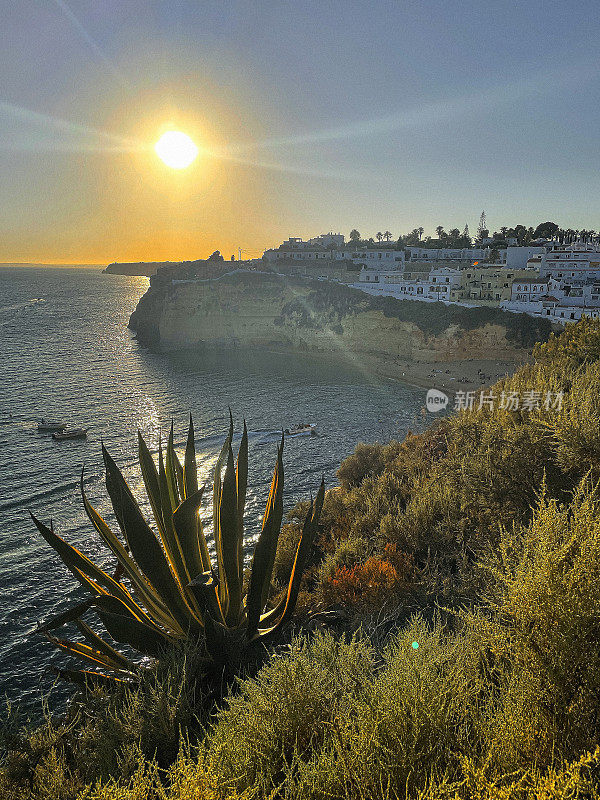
top-left (541, 241), bottom-right (600, 281)
top-left (307, 232), bottom-right (345, 248)
top-left (355, 266), bottom-right (460, 301)
top-left (502, 269), bottom-right (600, 323)
top-left (505, 246), bottom-right (546, 269)
top-left (406, 247), bottom-right (489, 262)
top-left (510, 279), bottom-right (549, 303)
top-left (546, 306), bottom-right (600, 324)
top-left (263, 242), bottom-right (405, 268)
top-left (348, 248), bottom-right (405, 268)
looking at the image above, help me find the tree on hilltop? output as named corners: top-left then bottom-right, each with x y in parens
top-left (533, 221), bottom-right (559, 240)
top-left (403, 229), bottom-right (421, 246)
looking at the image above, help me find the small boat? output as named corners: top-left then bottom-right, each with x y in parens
top-left (38, 419), bottom-right (67, 432)
top-left (52, 428), bottom-right (88, 441)
top-left (284, 423), bottom-right (317, 437)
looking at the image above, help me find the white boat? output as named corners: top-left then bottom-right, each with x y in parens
top-left (284, 423), bottom-right (317, 437)
top-left (38, 419), bottom-right (67, 432)
top-left (52, 427), bottom-right (88, 441)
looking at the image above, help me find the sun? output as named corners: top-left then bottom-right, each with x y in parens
top-left (154, 131), bottom-right (199, 169)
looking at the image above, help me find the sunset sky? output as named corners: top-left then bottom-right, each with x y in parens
top-left (2, 0), bottom-right (600, 264)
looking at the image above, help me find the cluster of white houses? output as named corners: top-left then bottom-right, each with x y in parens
top-left (263, 234), bottom-right (600, 324)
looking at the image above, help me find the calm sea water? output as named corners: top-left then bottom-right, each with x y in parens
top-left (0, 267), bottom-right (425, 708)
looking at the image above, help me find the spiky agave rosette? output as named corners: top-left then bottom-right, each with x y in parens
top-left (31, 414), bottom-right (325, 685)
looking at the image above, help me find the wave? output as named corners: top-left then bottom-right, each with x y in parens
top-left (0, 473), bottom-right (98, 512)
top-left (0, 298), bottom-right (46, 327)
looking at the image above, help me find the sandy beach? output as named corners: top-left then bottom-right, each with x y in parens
top-left (371, 354), bottom-right (532, 396)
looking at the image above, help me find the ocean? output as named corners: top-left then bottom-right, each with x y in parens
top-left (0, 266), bottom-right (425, 709)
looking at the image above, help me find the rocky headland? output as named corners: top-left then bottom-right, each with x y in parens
top-left (128, 266), bottom-right (553, 392)
top-left (103, 261), bottom-right (179, 276)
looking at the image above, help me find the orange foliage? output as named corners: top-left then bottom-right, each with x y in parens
top-left (321, 544), bottom-right (414, 610)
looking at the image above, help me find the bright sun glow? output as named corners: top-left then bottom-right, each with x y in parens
top-left (154, 131), bottom-right (199, 169)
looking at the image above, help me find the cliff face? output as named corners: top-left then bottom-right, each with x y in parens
top-left (129, 272), bottom-right (552, 363)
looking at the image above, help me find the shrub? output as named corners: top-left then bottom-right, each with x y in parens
top-left (320, 544), bottom-right (414, 610)
top-left (417, 748), bottom-right (600, 800)
top-left (477, 477), bottom-right (600, 768)
top-left (207, 632), bottom-right (376, 794)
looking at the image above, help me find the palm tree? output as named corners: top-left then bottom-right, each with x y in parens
top-left (376, 232), bottom-right (383, 243)
top-left (435, 226), bottom-right (444, 240)
top-left (383, 230), bottom-right (392, 242)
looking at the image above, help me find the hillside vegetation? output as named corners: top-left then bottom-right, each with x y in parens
top-left (279, 278), bottom-right (551, 346)
top-left (3, 320), bottom-right (600, 799)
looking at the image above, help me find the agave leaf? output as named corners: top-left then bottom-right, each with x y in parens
top-left (70, 567), bottom-right (110, 599)
top-left (31, 514), bottom-right (143, 617)
top-left (166, 422), bottom-right (182, 510)
top-left (174, 448), bottom-right (185, 502)
top-left (46, 634), bottom-right (128, 672)
top-left (213, 411), bottom-right (234, 613)
top-left (95, 607), bottom-right (172, 660)
top-left (186, 576), bottom-right (231, 664)
top-left (138, 431), bottom-right (166, 536)
top-left (187, 571), bottom-right (225, 626)
top-left (220, 445), bottom-right (242, 626)
top-left (81, 481), bottom-right (182, 635)
top-left (75, 619), bottom-right (136, 671)
top-left (183, 414), bottom-right (198, 499)
top-left (173, 487), bottom-right (209, 580)
top-left (102, 446), bottom-right (197, 630)
top-left (236, 421), bottom-right (248, 587)
top-left (53, 667), bottom-right (134, 688)
top-left (256, 477), bottom-right (325, 638)
top-left (155, 440), bottom-right (196, 594)
top-left (35, 599), bottom-right (97, 634)
top-left (259, 436), bottom-right (285, 610)
top-left (246, 439), bottom-right (284, 637)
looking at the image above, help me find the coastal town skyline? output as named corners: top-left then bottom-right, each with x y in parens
top-left (2, 0), bottom-right (600, 263)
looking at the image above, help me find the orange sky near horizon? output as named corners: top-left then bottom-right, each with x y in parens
top-left (1, 91), bottom-right (286, 265)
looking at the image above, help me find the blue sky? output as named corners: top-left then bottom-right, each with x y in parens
top-left (1, 0), bottom-right (599, 261)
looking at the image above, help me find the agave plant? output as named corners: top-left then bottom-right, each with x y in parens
top-left (32, 414), bottom-right (324, 684)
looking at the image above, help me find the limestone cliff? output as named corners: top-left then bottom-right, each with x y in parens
top-left (129, 271), bottom-right (552, 364)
